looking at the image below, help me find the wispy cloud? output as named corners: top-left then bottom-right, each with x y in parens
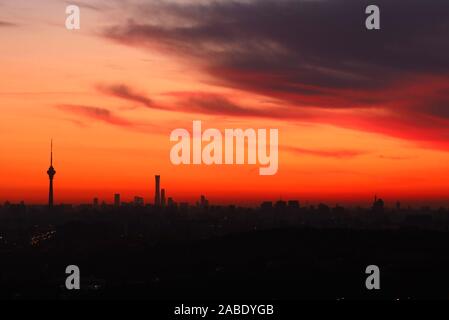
top-left (57, 104), bottom-right (134, 127)
top-left (98, 85), bottom-right (294, 118)
top-left (64, 1), bottom-right (108, 11)
top-left (56, 104), bottom-right (165, 134)
top-left (97, 84), bottom-right (162, 110)
top-left (0, 20), bottom-right (17, 27)
top-left (284, 146), bottom-right (367, 159)
top-left (378, 155), bottom-right (415, 160)
top-left (165, 91), bottom-right (287, 118)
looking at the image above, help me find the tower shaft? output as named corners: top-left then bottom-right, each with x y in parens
top-left (48, 176), bottom-right (54, 208)
top-left (47, 140), bottom-right (56, 208)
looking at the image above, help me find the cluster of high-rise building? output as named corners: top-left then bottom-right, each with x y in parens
top-left (107, 175), bottom-right (170, 208)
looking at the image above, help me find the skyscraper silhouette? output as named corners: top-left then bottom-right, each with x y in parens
top-left (161, 188), bottom-right (166, 207)
top-left (154, 175), bottom-right (161, 206)
top-left (47, 140), bottom-right (56, 208)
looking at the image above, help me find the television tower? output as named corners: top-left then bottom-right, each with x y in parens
top-left (47, 139), bottom-right (56, 208)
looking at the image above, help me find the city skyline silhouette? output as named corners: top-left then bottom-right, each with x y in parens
top-left (1, 141), bottom-right (447, 210)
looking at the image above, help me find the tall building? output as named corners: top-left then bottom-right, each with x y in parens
top-left (46, 140), bottom-right (56, 209)
top-left (161, 188), bottom-right (166, 207)
top-left (154, 175), bottom-right (161, 206)
top-left (114, 193), bottom-right (121, 207)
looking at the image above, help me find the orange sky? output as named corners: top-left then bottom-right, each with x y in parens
top-left (1, 0), bottom-right (449, 207)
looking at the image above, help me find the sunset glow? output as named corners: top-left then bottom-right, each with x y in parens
top-left (1, 0), bottom-right (449, 207)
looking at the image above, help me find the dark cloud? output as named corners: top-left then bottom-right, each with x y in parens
top-left (101, 0), bottom-right (449, 148)
top-left (104, 0), bottom-right (449, 93)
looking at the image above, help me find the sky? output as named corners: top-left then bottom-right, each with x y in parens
top-left (1, 0), bottom-right (449, 207)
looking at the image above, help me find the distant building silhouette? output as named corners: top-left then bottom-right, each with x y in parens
top-left (275, 200), bottom-right (287, 210)
top-left (333, 204), bottom-right (345, 214)
top-left (154, 175), bottom-right (161, 206)
top-left (114, 193), bottom-right (121, 208)
top-left (179, 202), bottom-right (189, 211)
top-left (46, 140), bottom-right (56, 208)
top-left (261, 201), bottom-right (273, 210)
top-left (372, 195), bottom-right (384, 213)
top-left (288, 200), bottom-right (300, 209)
top-left (318, 203), bottom-right (330, 213)
top-left (93, 197), bottom-right (99, 208)
top-left (134, 196), bottom-right (144, 207)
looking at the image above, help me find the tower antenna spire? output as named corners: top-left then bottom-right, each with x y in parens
top-left (50, 139), bottom-right (53, 166)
